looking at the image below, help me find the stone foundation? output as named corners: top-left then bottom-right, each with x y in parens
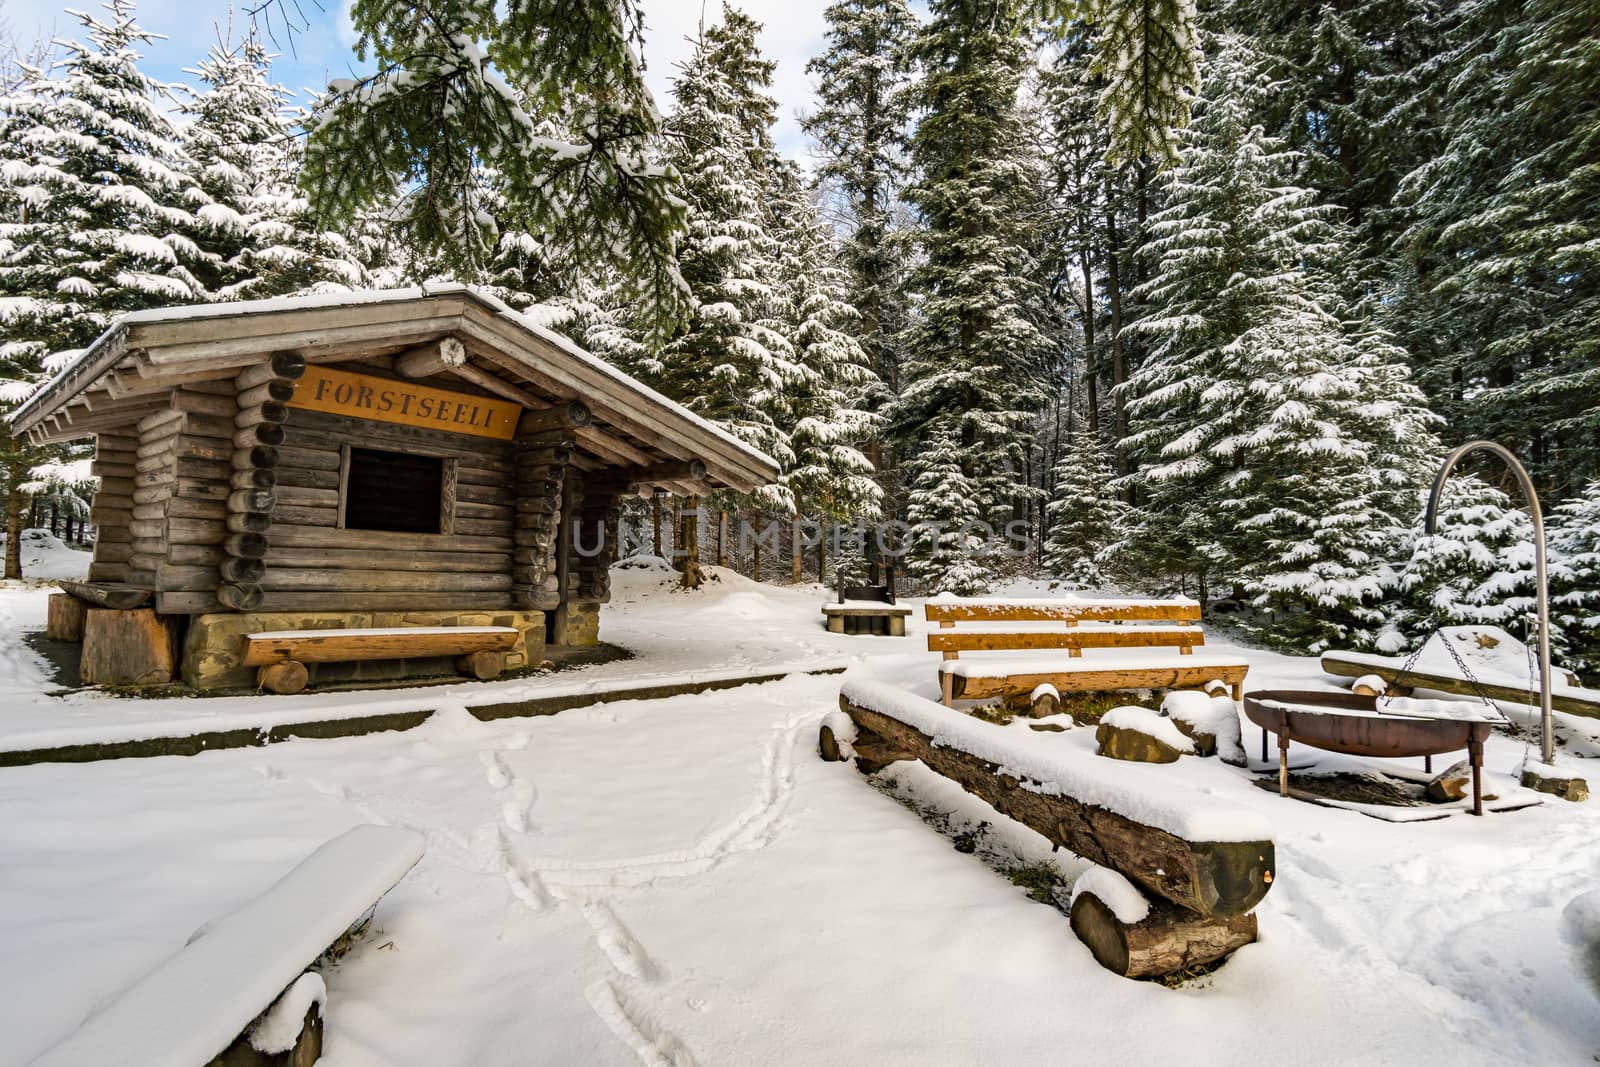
top-left (560, 603), bottom-right (601, 647)
top-left (182, 609), bottom-right (546, 691)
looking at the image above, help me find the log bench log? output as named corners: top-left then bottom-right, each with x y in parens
top-left (30, 825), bottom-right (423, 1067)
top-left (241, 626), bottom-right (519, 694)
top-left (829, 680), bottom-right (1275, 978)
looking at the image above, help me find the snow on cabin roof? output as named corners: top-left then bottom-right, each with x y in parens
top-left (8, 284), bottom-right (780, 492)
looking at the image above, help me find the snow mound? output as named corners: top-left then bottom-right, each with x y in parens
top-left (614, 554), bottom-right (676, 573)
top-left (1070, 864), bottom-right (1150, 924)
top-left (1100, 706), bottom-right (1196, 754)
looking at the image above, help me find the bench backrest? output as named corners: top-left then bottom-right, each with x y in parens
top-left (924, 597), bottom-right (1200, 627)
top-left (33, 825), bottom-right (425, 1067)
top-left (928, 626), bottom-right (1205, 658)
top-left (925, 598), bottom-right (1205, 660)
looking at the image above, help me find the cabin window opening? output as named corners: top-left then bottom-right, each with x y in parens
top-left (342, 447), bottom-right (445, 534)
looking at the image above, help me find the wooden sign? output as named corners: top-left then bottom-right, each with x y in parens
top-left (288, 365), bottom-right (521, 441)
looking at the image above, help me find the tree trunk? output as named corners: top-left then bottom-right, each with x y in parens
top-left (792, 517), bottom-right (803, 583)
top-left (678, 496), bottom-right (703, 590)
top-left (1106, 204), bottom-right (1130, 490)
top-left (1081, 248), bottom-right (1099, 438)
top-left (5, 475), bottom-right (22, 580)
top-left (651, 492), bottom-right (662, 558)
top-left (1069, 892), bottom-right (1257, 979)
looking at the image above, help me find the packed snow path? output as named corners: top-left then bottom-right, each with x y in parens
top-left (2, 567), bottom-right (1599, 1064)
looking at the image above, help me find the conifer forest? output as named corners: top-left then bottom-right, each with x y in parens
top-left (2, 0), bottom-right (1597, 664)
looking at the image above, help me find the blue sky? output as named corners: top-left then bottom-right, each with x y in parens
top-left (3, 0), bottom-right (832, 156)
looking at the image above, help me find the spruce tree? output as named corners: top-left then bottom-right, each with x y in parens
top-left (182, 32), bottom-right (368, 300)
top-left (1118, 36), bottom-right (1437, 649)
top-left (905, 424), bottom-right (992, 595)
top-left (1043, 427), bottom-right (1123, 586)
top-left (0, 0), bottom-right (209, 577)
top-left (802, 0), bottom-right (917, 401)
top-left (303, 0), bottom-right (686, 336)
top-left (770, 170), bottom-right (883, 523)
top-left (1395, 0), bottom-right (1600, 492)
top-left (1398, 476), bottom-right (1537, 636)
top-left (897, 0), bottom-right (1051, 592)
top-left (1548, 482), bottom-right (1600, 677)
top-left (652, 6), bottom-right (801, 511)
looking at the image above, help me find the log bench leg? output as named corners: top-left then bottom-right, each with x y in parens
top-left (457, 650), bottom-right (505, 681)
top-left (1278, 731), bottom-right (1292, 798)
top-left (889, 615), bottom-right (905, 637)
top-left (826, 614), bottom-right (844, 634)
top-left (1070, 893), bottom-right (1258, 979)
top-left (940, 671), bottom-right (955, 708)
top-left (258, 660), bottom-right (309, 696)
top-left (1469, 736), bottom-right (1484, 817)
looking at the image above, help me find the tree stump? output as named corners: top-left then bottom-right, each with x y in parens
top-left (457, 650), bottom-right (505, 681)
top-left (258, 660), bottom-right (309, 696)
top-left (1070, 892), bottom-right (1258, 980)
top-left (46, 592), bottom-right (88, 642)
top-left (80, 608), bottom-right (177, 686)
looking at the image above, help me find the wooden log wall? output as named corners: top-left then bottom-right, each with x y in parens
top-left (217, 353), bottom-right (303, 611)
top-left (251, 404), bottom-right (518, 613)
top-left (569, 473), bottom-right (620, 605)
top-left (125, 408), bottom-right (185, 589)
top-left (87, 431), bottom-right (137, 583)
top-left (510, 415), bottom-right (573, 612)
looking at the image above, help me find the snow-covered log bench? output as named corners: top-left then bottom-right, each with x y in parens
top-left (826, 680), bottom-right (1274, 978)
top-left (33, 825), bottom-right (424, 1067)
top-left (243, 625), bottom-right (520, 694)
top-left (924, 597), bottom-right (1249, 706)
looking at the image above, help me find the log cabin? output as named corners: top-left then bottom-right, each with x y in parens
top-left (9, 285), bottom-right (779, 692)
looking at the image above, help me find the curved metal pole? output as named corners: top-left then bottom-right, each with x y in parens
top-left (1424, 440), bottom-right (1554, 765)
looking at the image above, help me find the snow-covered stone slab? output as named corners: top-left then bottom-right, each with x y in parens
top-left (32, 824), bottom-right (425, 1067)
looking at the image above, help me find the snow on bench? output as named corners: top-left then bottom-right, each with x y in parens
top-left (33, 825), bottom-right (426, 1067)
top-left (828, 680), bottom-right (1274, 978)
top-left (924, 593), bottom-right (1200, 624)
top-left (242, 625), bottom-right (521, 695)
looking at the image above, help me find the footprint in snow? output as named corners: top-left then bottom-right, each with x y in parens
top-left (479, 750), bottom-right (511, 790)
top-left (502, 778), bottom-right (538, 833)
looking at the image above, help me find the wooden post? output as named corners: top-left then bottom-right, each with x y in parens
top-left (717, 509), bottom-right (728, 567)
top-left (651, 492), bottom-right (662, 558)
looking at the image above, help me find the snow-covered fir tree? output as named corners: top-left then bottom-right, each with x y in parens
top-left (1398, 476), bottom-right (1537, 638)
top-left (181, 31), bottom-right (367, 300)
top-left (1118, 37), bottom-right (1438, 651)
top-left (768, 166), bottom-right (883, 523)
top-left (905, 424), bottom-right (992, 595)
top-left (896, 0), bottom-right (1051, 592)
top-left (802, 0), bottom-right (917, 401)
top-left (1547, 482), bottom-right (1600, 677)
top-left (1393, 0), bottom-right (1600, 494)
top-left (0, 0), bottom-right (208, 577)
top-left (651, 6), bottom-right (801, 510)
top-left (1043, 427), bottom-right (1123, 587)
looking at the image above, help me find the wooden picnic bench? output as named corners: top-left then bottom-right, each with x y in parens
top-left (925, 597), bottom-right (1249, 706)
top-left (243, 625), bottom-right (520, 695)
top-left (821, 561), bottom-right (911, 636)
top-left (32, 824), bottom-right (425, 1067)
top-left (825, 681), bottom-right (1275, 978)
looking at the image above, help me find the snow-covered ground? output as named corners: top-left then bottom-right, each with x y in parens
top-left (3, 559), bottom-right (1599, 1065)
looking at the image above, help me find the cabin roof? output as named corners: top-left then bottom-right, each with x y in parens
top-left (8, 284), bottom-right (780, 493)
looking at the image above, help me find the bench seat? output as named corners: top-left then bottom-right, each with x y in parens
top-left (939, 653), bottom-right (1250, 702)
top-left (33, 825), bottom-right (424, 1067)
top-left (242, 625), bottom-right (520, 694)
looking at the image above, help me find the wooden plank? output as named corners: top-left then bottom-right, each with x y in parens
top-left (283, 420), bottom-right (515, 471)
top-left (59, 580), bottom-right (153, 609)
top-left (928, 629), bottom-right (1205, 654)
top-left (256, 591), bottom-right (514, 612)
top-left (287, 364), bottom-right (521, 440)
top-left (274, 485), bottom-right (341, 509)
top-left (263, 548), bottom-right (511, 573)
top-left (1319, 653), bottom-right (1600, 719)
top-left (925, 601), bottom-right (1202, 625)
top-left (242, 627), bottom-right (518, 666)
top-left (272, 504), bottom-right (338, 527)
top-left (276, 446), bottom-right (342, 471)
top-left (267, 524), bottom-right (513, 553)
top-left (950, 664), bottom-right (1250, 703)
top-left (257, 569), bottom-right (513, 593)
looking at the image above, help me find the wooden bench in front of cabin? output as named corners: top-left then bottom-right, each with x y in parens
top-left (243, 625), bottom-right (520, 695)
top-left (925, 597), bottom-right (1249, 706)
top-left (32, 824), bottom-right (425, 1067)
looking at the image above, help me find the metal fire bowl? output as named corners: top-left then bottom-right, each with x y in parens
top-left (1242, 690), bottom-right (1495, 760)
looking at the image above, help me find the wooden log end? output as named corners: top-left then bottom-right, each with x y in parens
top-left (218, 582), bottom-right (264, 612)
top-left (456, 650), bottom-right (505, 681)
top-left (219, 556), bottom-right (266, 584)
top-left (1069, 892), bottom-right (1258, 980)
top-left (258, 659), bottom-right (309, 695)
top-left (819, 723), bottom-right (842, 762)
